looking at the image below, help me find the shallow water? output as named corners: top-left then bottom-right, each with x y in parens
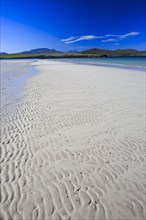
top-left (0, 60), bottom-right (37, 107)
top-left (55, 56), bottom-right (146, 71)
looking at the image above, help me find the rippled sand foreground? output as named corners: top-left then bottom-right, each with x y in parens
top-left (1, 60), bottom-right (145, 220)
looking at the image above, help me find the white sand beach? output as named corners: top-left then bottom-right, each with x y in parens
top-left (1, 60), bottom-right (145, 220)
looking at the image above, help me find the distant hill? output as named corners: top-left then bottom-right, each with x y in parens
top-left (80, 48), bottom-right (146, 56)
top-left (0, 52), bottom-right (9, 55)
top-left (19, 48), bottom-right (62, 54)
top-left (0, 48), bottom-right (146, 59)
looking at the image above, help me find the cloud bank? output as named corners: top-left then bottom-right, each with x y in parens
top-left (61, 32), bottom-right (140, 44)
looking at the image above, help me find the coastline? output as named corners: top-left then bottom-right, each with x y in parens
top-left (52, 58), bottom-right (146, 71)
top-left (1, 60), bottom-right (145, 220)
top-left (1, 56), bottom-right (145, 72)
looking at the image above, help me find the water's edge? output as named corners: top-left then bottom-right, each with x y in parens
top-left (1, 60), bottom-right (38, 107)
top-left (53, 57), bottom-right (146, 71)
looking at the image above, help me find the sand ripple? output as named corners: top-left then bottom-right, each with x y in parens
top-left (0, 60), bottom-right (145, 220)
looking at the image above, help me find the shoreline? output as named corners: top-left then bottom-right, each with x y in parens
top-left (1, 60), bottom-right (38, 106)
top-left (1, 56), bottom-right (145, 72)
top-left (52, 58), bottom-right (146, 71)
top-left (1, 60), bottom-right (145, 220)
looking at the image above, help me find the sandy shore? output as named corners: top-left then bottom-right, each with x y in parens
top-left (1, 60), bottom-right (145, 220)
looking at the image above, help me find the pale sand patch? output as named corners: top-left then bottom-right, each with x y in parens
top-left (1, 60), bottom-right (145, 220)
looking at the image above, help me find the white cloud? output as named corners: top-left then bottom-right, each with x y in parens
top-left (119, 32), bottom-right (140, 40)
top-left (62, 35), bottom-right (104, 44)
top-left (79, 35), bottom-right (103, 40)
top-left (61, 36), bottom-right (78, 42)
top-left (102, 38), bottom-right (118, 43)
top-left (105, 34), bottom-right (119, 37)
top-left (61, 32), bottom-right (140, 44)
top-left (102, 32), bottom-right (140, 43)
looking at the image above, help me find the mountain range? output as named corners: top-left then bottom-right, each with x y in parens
top-left (0, 48), bottom-right (146, 58)
top-left (81, 48), bottom-right (146, 56)
top-left (19, 48), bottom-right (62, 54)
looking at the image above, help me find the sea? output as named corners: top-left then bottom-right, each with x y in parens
top-left (57, 56), bottom-right (146, 71)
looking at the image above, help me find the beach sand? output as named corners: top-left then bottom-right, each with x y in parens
top-left (1, 60), bottom-right (145, 220)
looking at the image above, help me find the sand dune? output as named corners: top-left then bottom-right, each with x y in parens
top-left (1, 60), bottom-right (145, 220)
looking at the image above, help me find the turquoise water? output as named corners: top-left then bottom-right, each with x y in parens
top-left (58, 56), bottom-right (146, 71)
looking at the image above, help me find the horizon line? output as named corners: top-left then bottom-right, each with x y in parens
top-left (1, 47), bottom-right (146, 54)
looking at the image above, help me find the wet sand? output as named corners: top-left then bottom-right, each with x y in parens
top-left (1, 60), bottom-right (145, 220)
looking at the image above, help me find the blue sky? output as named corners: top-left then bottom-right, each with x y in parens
top-left (1, 0), bottom-right (146, 53)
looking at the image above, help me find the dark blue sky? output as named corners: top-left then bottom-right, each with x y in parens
top-left (1, 0), bottom-right (146, 52)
